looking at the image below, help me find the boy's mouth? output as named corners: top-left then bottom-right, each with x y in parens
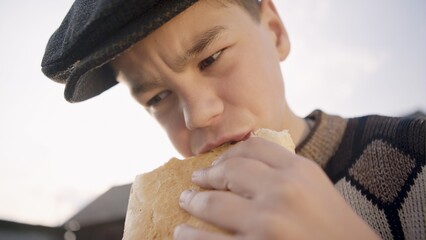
top-left (230, 132), bottom-right (251, 144)
top-left (198, 131), bottom-right (252, 154)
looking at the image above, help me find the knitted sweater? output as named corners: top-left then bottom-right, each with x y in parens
top-left (296, 110), bottom-right (425, 240)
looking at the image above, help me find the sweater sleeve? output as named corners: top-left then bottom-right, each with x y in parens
top-left (298, 110), bottom-right (425, 240)
top-left (330, 114), bottom-right (425, 240)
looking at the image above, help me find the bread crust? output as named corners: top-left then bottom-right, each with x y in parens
top-left (122, 129), bottom-right (295, 240)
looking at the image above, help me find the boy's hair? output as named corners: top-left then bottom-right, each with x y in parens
top-left (217, 0), bottom-right (260, 21)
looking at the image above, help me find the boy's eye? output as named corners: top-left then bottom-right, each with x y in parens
top-left (199, 50), bottom-right (223, 71)
top-left (146, 90), bottom-right (171, 107)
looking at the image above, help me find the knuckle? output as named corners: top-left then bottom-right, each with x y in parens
top-left (264, 173), bottom-right (303, 204)
top-left (221, 157), bottom-right (244, 175)
top-left (208, 166), bottom-right (226, 189)
top-left (190, 192), bottom-right (219, 213)
top-left (210, 160), bottom-right (234, 189)
top-left (220, 157), bottom-right (259, 191)
top-left (253, 213), bottom-right (285, 239)
top-left (281, 177), bottom-right (303, 199)
top-left (219, 157), bottom-right (241, 183)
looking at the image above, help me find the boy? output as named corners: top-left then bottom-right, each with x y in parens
top-left (42, 0), bottom-right (425, 239)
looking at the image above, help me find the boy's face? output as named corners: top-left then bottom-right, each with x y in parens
top-left (112, 0), bottom-right (290, 157)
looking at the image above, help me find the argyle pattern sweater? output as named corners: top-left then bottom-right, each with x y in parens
top-left (296, 110), bottom-right (425, 240)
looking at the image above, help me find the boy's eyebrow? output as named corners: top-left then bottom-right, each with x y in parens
top-left (129, 26), bottom-right (227, 95)
top-left (115, 70), bottom-right (158, 96)
top-left (130, 80), bottom-right (160, 96)
top-left (172, 25), bottom-right (227, 71)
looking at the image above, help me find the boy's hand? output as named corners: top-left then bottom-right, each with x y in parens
top-left (174, 137), bottom-right (380, 240)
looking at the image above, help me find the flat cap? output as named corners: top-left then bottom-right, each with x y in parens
top-left (42, 0), bottom-right (198, 102)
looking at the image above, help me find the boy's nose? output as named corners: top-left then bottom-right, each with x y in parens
top-left (181, 88), bottom-right (223, 130)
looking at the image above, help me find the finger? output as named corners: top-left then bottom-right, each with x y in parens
top-left (174, 224), bottom-right (236, 240)
top-left (192, 157), bottom-right (275, 198)
top-left (179, 189), bottom-right (255, 233)
top-left (216, 137), bottom-right (296, 169)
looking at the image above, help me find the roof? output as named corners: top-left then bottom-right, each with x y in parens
top-left (64, 184), bottom-right (132, 227)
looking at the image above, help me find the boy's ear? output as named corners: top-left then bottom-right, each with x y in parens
top-left (259, 0), bottom-right (290, 61)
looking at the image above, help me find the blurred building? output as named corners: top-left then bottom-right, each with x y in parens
top-left (64, 184), bottom-right (131, 240)
top-left (0, 184), bottom-right (131, 240)
top-left (0, 220), bottom-right (63, 240)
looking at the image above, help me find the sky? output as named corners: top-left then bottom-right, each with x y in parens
top-left (0, 0), bottom-right (424, 227)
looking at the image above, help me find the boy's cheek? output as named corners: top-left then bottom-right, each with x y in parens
top-left (161, 114), bottom-right (194, 157)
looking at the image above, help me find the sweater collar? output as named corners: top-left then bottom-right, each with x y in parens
top-left (296, 110), bottom-right (348, 168)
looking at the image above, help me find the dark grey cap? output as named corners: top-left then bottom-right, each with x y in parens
top-left (41, 0), bottom-right (198, 102)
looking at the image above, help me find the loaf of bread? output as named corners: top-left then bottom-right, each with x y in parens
top-left (122, 129), bottom-right (295, 240)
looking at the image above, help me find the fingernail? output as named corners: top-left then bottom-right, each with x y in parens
top-left (173, 224), bottom-right (187, 239)
top-left (179, 189), bottom-right (196, 206)
top-left (212, 156), bottom-right (222, 166)
top-left (192, 169), bottom-right (203, 179)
